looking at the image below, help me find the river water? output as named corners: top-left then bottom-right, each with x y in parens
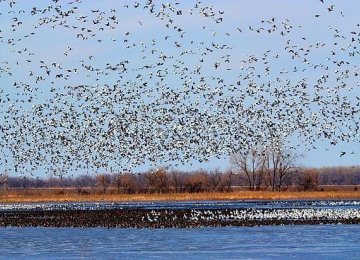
top-left (1, 200), bottom-right (359, 258)
top-left (1, 225), bottom-right (359, 259)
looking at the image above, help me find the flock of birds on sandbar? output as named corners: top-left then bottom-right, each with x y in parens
top-left (0, 200), bottom-right (359, 227)
top-left (0, 0), bottom-right (359, 175)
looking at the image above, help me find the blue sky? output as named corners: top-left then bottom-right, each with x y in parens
top-left (0, 0), bottom-right (359, 176)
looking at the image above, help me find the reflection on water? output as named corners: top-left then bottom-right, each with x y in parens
top-left (1, 225), bottom-right (359, 259)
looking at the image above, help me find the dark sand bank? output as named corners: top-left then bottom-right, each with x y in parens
top-left (1, 208), bottom-right (359, 228)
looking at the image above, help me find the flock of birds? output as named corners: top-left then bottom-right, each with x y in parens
top-left (177, 208), bottom-right (360, 223)
top-left (1, 201), bottom-right (359, 227)
top-left (0, 0), bottom-right (359, 176)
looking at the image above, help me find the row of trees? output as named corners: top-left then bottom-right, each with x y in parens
top-left (230, 145), bottom-right (360, 191)
top-left (1, 164), bottom-right (359, 193)
top-left (229, 146), bottom-right (300, 191)
top-left (0, 143), bottom-right (358, 193)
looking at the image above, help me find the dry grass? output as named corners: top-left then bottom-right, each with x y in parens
top-left (1, 190), bottom-right (360, 203)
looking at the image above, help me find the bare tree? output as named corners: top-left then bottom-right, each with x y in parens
top-left (230, 148), bottom-right (265, 191)
top-left (96, 174), bottom-right (110, 194)
top-left (184, 170), bottom-right (209, 193)
top-left (208, 169), bottom-right (222, 192)
top-left (145, 168), bottom-right (169, 194)
top-left (169, 170), bottom-right (185, 193)
top-left (118, 172), bottom-right (138, 194)
top-left (219, 170), bottom-right (235, 192)
top-left (295, 168), bottom-right (319, 191)
top-left (0, 172), bottom-right (9, 192)
top-left (263, 144), bottom-right (300, 191)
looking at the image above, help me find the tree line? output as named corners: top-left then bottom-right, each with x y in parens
top-left (1, 165), bottom-right (359, 194)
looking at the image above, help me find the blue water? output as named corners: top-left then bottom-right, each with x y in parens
top-left (1, 225), bottom-right (359, 259)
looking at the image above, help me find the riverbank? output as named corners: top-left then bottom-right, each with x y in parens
top-left (1, 190), bottom-right (360, 203)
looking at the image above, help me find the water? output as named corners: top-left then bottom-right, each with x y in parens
top-left (1, 201), bottom-right (359, 258)
top-left (1, 225), bottom-right (360, 259)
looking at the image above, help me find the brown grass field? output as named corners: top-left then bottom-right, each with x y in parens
top-left (1, 189), bottom-right (360, 203)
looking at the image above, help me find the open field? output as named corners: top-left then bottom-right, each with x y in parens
top-left (1, 189), bottom-right (360, 203)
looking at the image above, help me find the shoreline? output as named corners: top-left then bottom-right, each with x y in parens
top-left (1, 191), bottom-right (360, 203)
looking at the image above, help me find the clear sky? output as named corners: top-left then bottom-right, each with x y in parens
top-left (0, 0), bottom-right (359, 176)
